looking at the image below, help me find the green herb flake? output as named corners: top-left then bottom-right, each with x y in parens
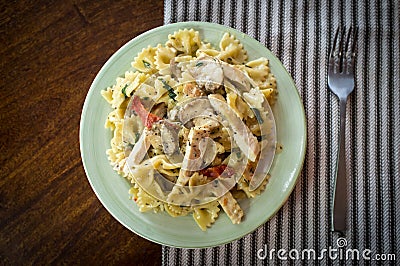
top-left (121, 84), bottom-right (128, 98)
top-left (231, 147), bottom-right (240, 153)
top-left (135, 132), bottom-right (141, 142)
top-left (251, 107), bottom-right (264, 124)
top-left (213, 179), bottom-right (219, 187)
top-left (195, 61), bottom-right (204, 67)
top-left (142, 60), bottom-right (151, 68)
top-left (159, 78), bottom-right (177, 101)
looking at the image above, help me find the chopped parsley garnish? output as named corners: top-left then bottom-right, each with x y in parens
top-left (142, 60), bottom-right (151, 68)
top-left (236, 150), bottom-right (242, 158)
top-left (231, 147), bottom-right (240, 153)
top-left (159, 78), bottom-right (177, 101)
top-left (121, 84), bottom-right (128, 98)
top-left (251, 107), bottom-right (264, 124)
top-left (195, 61), bottom-right (204, 67)
top-left (135, 132), bottom-right (141, 142)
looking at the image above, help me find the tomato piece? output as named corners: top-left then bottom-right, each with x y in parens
top-left (131, 96), bottom-right (162, 128)
top-left (199, 164), bottom-right (232, 179)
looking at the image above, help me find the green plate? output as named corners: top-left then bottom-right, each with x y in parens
top-left (80, 22), bottom-right (306, 248)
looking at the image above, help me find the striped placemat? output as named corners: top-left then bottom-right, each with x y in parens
top-left (162, 0), bottom-right (400, 264)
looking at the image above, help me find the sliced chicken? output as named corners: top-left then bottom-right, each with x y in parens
top-left (181, 126), bottom-right (215, 172)
top-left (218, 192), bottom-right (244, 224)
top-left (168, 123), bottom-right (217, 202)
top-left (125, 127), bottom-right (151, 166)
top-left (198, 137), bottom-right (217, 169)
top-left (160, 121), bottom-right (184, 164)
top-left (160, 122), bottom-right (181, 155)
top-left (182, 82), bottom-right (205, 97)
top-left (188, 57), bottom-right (224, 92)
top-left (208, 94), bottom-right (260, 162)
top-left (192, 116), bottom-right (219, 129)
top-left (222, 63), bottom-right (252, 93)
top-left (177, 98), bottom-right (214, 124)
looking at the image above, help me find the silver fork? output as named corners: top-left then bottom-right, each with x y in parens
top-left (328, 26), bottom-right (358, 233)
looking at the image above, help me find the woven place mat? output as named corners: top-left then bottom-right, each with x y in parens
top-left (162, 0), bottom-right (400, 265)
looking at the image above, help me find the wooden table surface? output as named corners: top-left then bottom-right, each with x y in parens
top-left (1, 1), bottom-right (164, 264)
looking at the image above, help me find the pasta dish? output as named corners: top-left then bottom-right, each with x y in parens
top-left (101, 29), bottom-right (277, 231)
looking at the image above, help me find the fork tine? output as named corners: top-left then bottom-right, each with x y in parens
top-left (329, 27), bottom-right (340, 73)
top-left (338, 26), bottom-right (346, 73)
top-left (343, 27), bottom-right (352, 74)
top-left (351, 27), bottom-right (358, 56)
top-left (345, 26), bottom-right (358, 74)
top-left (345, 26), bottom-right (352, 53)
top-left (330, 27), bottom-right (340, 59)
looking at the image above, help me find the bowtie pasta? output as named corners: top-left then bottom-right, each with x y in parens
top-left (101, 29), bottom-right (277, 231)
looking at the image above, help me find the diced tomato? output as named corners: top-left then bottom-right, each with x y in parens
top-left (223, 198), bottom-right (228, 206)
top-left (131, 96), bottom-right (162, 128)
top-left (199, 164), bottom-right (234, 179)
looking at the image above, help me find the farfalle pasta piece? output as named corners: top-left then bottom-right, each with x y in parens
top-left (237, 175), bottom-right (270, 198)
top-left (112, 154), bottom-right (127, 174)
top-left (166, 29), bottom-right (201, 56)
top-left (129, 183), bottom-right (140, 201)
top-left (110, 121), bottom-right (124, 151)
top-left (164, 203), bottom-right (191, 217)
top-left (260, 88), bottom-right (278, 106)
top-left (151, 155), bottom-right (180, 179)
top-left (188, 172), bottom-right (207, 187)
top-left (107, 108), bottom-right (125, 125)
top-left (136, 186), bottom-right (163, 212)
top-left (259, 73), bottom-right (278, 105)
top-left (196, 48), bottom-right (220, 58)
top-left (226, 89), bottom-right (252, 119)
top-left (132, 46), bottom-right (157, 73)
top-left (174, 55), bottom-right (195, 63)
top-left (217, 33), bottom-right (248, 64)
top-left (108, 71), bottom-right (150, 107)
top-left (125, 72), bottom-right (149, 97)
top-left (154, 44), bottom-right (177, 71)
top-left (110, 84), bottom-right (127, 108)
top-left (245, 116), bottom-right (262, 136)
top-left (101, 87), bottom-right (113, 104)
top-left (151, 154), bottom-right (181, 170)
top-left (106, 148), bottom-right (125, 171)
top-left (193, 201), bottom-right (220, 231)
top-left (239, 57), bottom-right (271, 84)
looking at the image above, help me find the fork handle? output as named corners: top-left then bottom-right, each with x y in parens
top-left (332, 97), bottom-right (348, 233)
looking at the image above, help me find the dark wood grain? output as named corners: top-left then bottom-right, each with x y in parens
top-left (0, 1), bottom-right (164, 264)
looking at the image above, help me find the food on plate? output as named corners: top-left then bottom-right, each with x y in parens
top-left (101, 29), bottom-right (277, 231)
